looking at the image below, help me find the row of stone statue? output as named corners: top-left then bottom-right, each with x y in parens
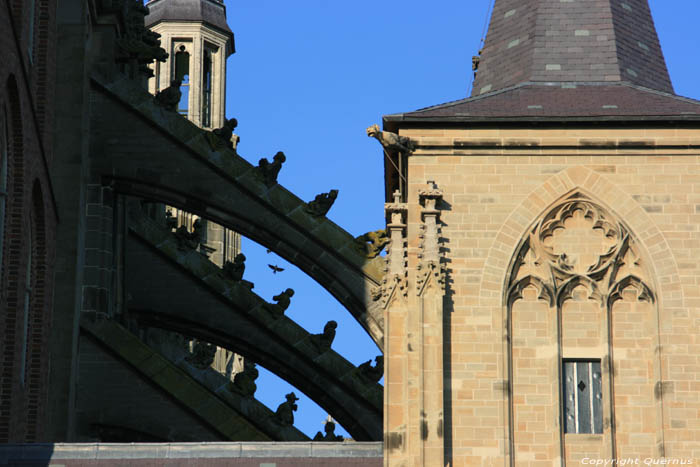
top-left (152, 87), bottom-right (341, 218)
top-left (182, 333), bottom-right (382, 438)
top-left (225, 354), bottom-right (382, 400)
top-left (170, 213), bottom-right (388, 269)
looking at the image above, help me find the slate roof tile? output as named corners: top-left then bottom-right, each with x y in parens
top-left (386, 83), bottom-right (700, 122)
top-left (471, 0), bottom-right (672, 96)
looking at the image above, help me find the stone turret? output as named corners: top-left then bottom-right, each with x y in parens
top-left (145, 0), bottom-right (235, 129)
top-left (145, 0), bottom-right (241, 382)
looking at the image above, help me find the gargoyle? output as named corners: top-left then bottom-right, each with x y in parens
top-left (354, 229), bottom-right (389, 258)
top-left (358, 355), bottom-right (383, 383)
top-left (222, 253), bottom-right (254, 289)
top-left (173, 218), bottom-right (201, 251)
top-left (206, 118), bottom-right (238, 151)
top-left (274, 392), bottom-right (299, 426)
top-left (310, 320), bottom-right (337, 353)
top-left (154, 79), bottom-right (182, 112)
top-left (115, 1), bottom-right (168, 77)
top-left (263, 288), bottom-right (295, 317)
top-left (164, 209), bottom-right (177, 230)
top-left (228, 360), bottom-right (258, 397)
top-left (185, 339), bottom-right (216, 370)
top-left (313, 421), bottom-right (344, 441)
top-left (366, 124), bottom-right (415, 153)
top-left (305, 189), bottom-right (338, 217)
top-left (256, 151), bottom-right (286, 187)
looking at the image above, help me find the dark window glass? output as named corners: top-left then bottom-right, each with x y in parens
top-left (202, 49), bottom-right (212, 128)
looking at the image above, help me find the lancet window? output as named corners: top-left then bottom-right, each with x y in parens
top-left (505, 192), bottom-right (658, 456)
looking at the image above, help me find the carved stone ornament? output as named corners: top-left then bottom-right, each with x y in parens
top-left (173, 218), bottom-right (201, 251)
top-left (274, 392), bottom-right (299, 426)
top-left (256, 151), bottom-right (286, 187)
top-left (366, 124), bottom-right (415, 154)
top-left (222, 253), bottom-right (254, 289)
top-left (416, 182), bottom-right (446, 296)
top-left (222, 253), bottom-right (246, 281)
top-left (186, 339), bottom-right (217, 369)
top-left (313, 421), bottom-right (344, 441)
top-left (379, 190), bottom-right (408, 308)
top-left (228, 360), bottom-right (258, 397)
top-left (506, 192), bottom-right (655, 309)
top-left (384, 189), bottom-right (408, 224)
top-left (154, 80), bottom-right (182, 112)
top-left (263, 288), bottom-right (295, 318)
top-left (354, 229), bottom-right (389, 259)
top-left (377, 273), bottom-right (407, 310)
top-left (206, 118), bottom-right (238, 151)
top-left (116, 1), bottom-right (168, 78)
top-left (305, 189), bottom-right (338, 217)
top-left (358, 355), bottom-right (383, 384)
top-left (309, 320), bottom-right (337, 353)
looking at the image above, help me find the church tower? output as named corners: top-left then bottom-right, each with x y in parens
top-left (144, 0), bottom-right (242, 380)
top-left (145, 0), bottom-right (239, 268)
top-left (145, 0), bottom-right (234, 129)
top-left (380, 0), bottom-right (700, 465)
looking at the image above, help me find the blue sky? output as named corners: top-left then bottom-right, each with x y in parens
top-left (217, 0), bottom-right (700, 439)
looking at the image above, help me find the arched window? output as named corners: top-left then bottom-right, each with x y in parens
top-left (505, 191), bottom-right (660, 462)
top-left (27, 0), bottom-right (36, 62)
top-left (0, 76), bottom-right (24, 442)
top-left (23, 183), bottom-right (46, 441)
top-left (0, 109), bottom-right (7, 280)
top-left (174, 44), bottom-right (190, 117)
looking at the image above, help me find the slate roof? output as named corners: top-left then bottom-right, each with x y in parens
top-left (387, 0), bottom-right (696, 124)
top-left (472, 0), bottom-right (672, 96)
top-left (385, 82), bottom-right (700, 124)
top-left (145, 0), bottom-right (234, 54)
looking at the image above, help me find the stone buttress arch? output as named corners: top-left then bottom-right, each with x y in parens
top-left (91, 76), bottom-right (386, 347)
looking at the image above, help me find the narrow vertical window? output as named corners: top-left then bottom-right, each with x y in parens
top-left (155, 60), bottom-right (161, 93)
top-left (20, 225), bottom-right (32, 387)
top-left (202, 48), bottom-right (213, 128)
top-left (174, 45), bottom-right (190, 117)
top-left (563, 360), bottom-right (603, 434)
top-left (0, 114), bottom-right (7, 280)
top-left (27, 0), bottom-right (36, 62)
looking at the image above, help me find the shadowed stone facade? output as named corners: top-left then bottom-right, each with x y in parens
top-left (1, 0), bottom-right (385, 451)
top-left (2, 0), bottom-right (700, 465)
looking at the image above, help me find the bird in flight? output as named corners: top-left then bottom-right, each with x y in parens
top-left (268, 264), bottom-right (284, 274)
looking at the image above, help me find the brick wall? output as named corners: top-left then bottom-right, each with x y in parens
top-left (0, 0), bottom-right (58, 442)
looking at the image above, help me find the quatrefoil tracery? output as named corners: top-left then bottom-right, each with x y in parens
top-left (507, 193), bottom-right (655, 308)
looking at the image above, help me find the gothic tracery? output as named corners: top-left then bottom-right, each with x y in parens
top-left (507, 192), bottom-right (655, 309)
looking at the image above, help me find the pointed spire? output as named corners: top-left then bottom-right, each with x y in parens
top-left (471, 0), bottom-right (672, 96)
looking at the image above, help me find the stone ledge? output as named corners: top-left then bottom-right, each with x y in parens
top-left (0, 442), bottom-right (383, 460)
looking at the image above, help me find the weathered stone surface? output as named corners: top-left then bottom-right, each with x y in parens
top-left (80, 318), bottom-right (271, 441)
top-left (90, 76), bottom-right (385, 348)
